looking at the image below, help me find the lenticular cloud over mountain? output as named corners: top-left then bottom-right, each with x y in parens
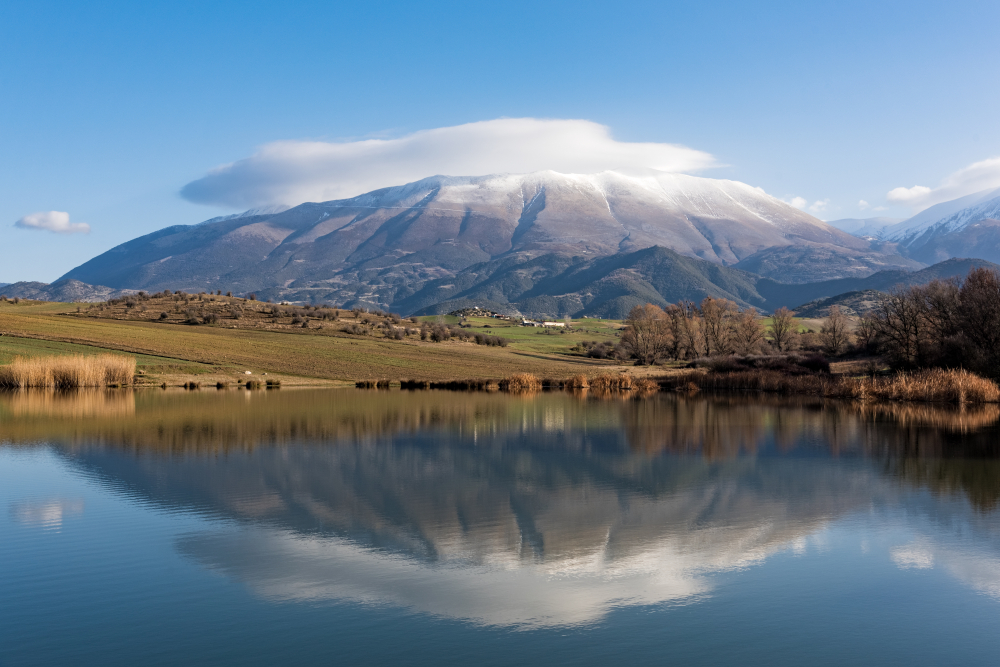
top-left (180, 118), bottom-right (717, 209)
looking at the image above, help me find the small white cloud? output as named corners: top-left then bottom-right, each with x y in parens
top-left (887, 185), bottom-right (933, 205)
top-left (808, 199), bottom-right (831, 214)
top-left (181, 118), bottom-right (718, 209)
top-left (783, 196), bottom-right (808, 210)
top-left (858, 200), bottom-right (870, 210)
top-left (15, 211), bottom-right (90, 234)
top-left (886, 156), bottom-right (1000, 211)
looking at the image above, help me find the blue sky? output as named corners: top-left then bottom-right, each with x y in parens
top-left (2, 0), bottom-right (999, 283)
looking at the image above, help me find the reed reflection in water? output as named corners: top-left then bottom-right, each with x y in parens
top-left (3, 388), bottom-right (999, 628)
top-left (3, 387), bottom-right (999, 456)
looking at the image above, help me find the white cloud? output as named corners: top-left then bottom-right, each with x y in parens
top-left (180, 118), bottom-right (718, 209)
top-left (886, 185), bottom-right (932, 205)
top-left (808, 199), bottom-right (831, 214)
top-left (14, 211), bottom-right (90, 234)
top-left (886, 156), bottom-right (1000, 211)
top-left (858, 199), bottom-right (869, 210)
top-left (783, 196), bottom-right (808, 210)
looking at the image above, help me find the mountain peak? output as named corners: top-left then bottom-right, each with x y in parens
top-left (60, 171), bottom-right (907, 308)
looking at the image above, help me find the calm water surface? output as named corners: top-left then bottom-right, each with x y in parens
top-left (2, 388), bottom-right (1000, 665)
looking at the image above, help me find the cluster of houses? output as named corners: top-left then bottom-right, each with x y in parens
top-left (446, 306), bottom-right (567, 328)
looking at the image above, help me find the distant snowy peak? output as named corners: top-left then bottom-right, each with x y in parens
top-left (885, 187), bottom-right (1000, 243)
top-left (920, 195), bottom-right (1000, 235)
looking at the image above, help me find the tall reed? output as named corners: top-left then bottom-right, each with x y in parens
top-left (0, 355), bottom-right (136, 389)
top-left (498, 373), bottom-right (541, 392)
top-left (660, 368), bottom-right (1000, 404)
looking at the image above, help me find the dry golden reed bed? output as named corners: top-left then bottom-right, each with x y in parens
top-left (0, 355), bottom-right (135, 389)
top-left (498, 373), bottom-right (542, 392)
top-left (665, 368), bottom-right (999, 405)
top-left (363, 372), bottom-right (660, 395)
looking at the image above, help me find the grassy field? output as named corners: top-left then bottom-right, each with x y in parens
top-left (0, 299), bottom-right (629, 385)
top-left (0, 294), bottom-right (844, 386)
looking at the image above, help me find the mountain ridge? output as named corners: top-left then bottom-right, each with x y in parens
top-left (60, 170), bottom-right (915, 310)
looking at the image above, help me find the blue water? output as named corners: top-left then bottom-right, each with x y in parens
top-left (2, 389), bottom-right (1000, 665)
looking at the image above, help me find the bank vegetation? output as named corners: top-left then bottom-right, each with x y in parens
top-left (0, 354), bottom-right (136, 389)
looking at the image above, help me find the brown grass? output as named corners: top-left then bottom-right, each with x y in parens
top-left (0, 307), bottom-right (623, 384)
top-left (590, 374), bottom-right (640, 391)
top-left (565, 374), bottom-right (589, 389)
top-left (834, 368), bottom-right (1000, 404)
top-left (0, 354), bottom-right (135, 389)
top-left (498, 373), bottom-right (541, 392)
top-left (660, 368), bottom-right (999, 405)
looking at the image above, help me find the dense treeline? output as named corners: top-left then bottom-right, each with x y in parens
top-left (861, 267), bottom-right (1000, 378)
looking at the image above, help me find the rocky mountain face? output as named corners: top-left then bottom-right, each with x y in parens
top-left (60, 171), bottom-right (912, 313)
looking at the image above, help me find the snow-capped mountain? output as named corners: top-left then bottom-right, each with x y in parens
top-left (883, 187), bottom-right (1000, 244)
top-left (873, 187), bottom-right (1000, 264)
top-left (60, 170), bottom-right (913, 308)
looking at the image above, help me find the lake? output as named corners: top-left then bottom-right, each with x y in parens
top-left (2, 388), bottom-right (1000, 665)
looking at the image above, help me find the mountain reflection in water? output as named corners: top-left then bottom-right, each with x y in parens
top-left (3, 388), bottom-right (1000, 628)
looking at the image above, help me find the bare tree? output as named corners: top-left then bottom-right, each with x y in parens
top-left (700, 297), bottom-right (738, 356)
top-left (768, 307), bottom-right (796, 352)
top-left (620, 304), bottom-right (672, 365)
top-left (664, 301), bottom-right (702, 359)
top-left (733, 308), bottom-right (767, 355)
top-left (957, 267), bottom-right (1000, 376)
top-left (869, 287), bottom-right (924, 367)
top-left (918, 278), bottom-right (961, 352)
top-left (854, 313), bottom-right (877, 353)
top-left (820, 306), bottom-right (850, 355)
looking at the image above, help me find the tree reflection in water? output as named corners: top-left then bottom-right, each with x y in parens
top-left (3, 387), bottom-right (999, 626)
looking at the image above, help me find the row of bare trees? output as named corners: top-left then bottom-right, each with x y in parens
top-left (621, 298), bottom-right (774, 364)
top-left (619, 267), bottom-right (1000, 373)
top-left (860, 267), bottom-right (1000, 377)
top-left (621, 297), bottom-right (865, 365)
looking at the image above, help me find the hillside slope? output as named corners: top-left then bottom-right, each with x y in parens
top-left (399, 246), bottom-right (767, 318)
top-left (757, 257), bottom-right (1000, 309)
